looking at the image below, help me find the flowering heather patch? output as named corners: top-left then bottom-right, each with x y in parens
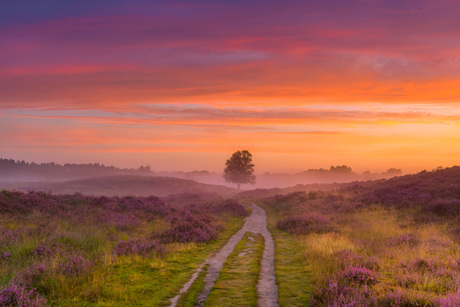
top-left (340, 266), bottom-right (378, 286)
top-left (33, 242), bottom-right (61, 257)
top-left (352, 167), bottom-right (460, 210)
top-left (311, 279), bottom-right (377, 306)
top-left (181, 203), bottom-right (218, 217)
top-left (115, 196), bottom-right (171, 218)
top-left (0, 186), bottom-right (248, 305)
top-left (428, 198), bottom-right (460, 217)
top-left (0, 191), bottom-right (172, 222)
top-left (378, 291), bottom-right (410, 306)
top-left (58, 255), bottom-right (92, 276)
top-left (113, 239), bottom-right (165, 257)
top-left (386, 233), bottom-right (420, 248)
top-left (277, 213), bottom-right (332, 235)
top-left (184, 201), bottom-right (248, 217)
top-left (162, 210), bottom-right (219, 243)
top-left (2, 191), bottom-right (65, 217)
top-left (15, 264), bottom-right (46, 288)
top-left (99, 211), bottom-right (140, 231)
top-left (0, 227), bottom-right (18, 247)
top-left (392, 256), bottom-right (460, 294)
top-left (0, 282), bottom-right (48, 307)
top-left (1, 252), bottom-right (11, 260)
top-left (222, 201), bottom-right (248, 216)
top-left (378, 291), bottom-right (437, 306)
top-left (437, 291), bottom-right (460, 307)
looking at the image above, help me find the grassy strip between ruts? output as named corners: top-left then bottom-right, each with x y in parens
top-left (262, 204), bottom-right (315, 306)
top-left (205, 232), bottom-right (264, 307)
top-left (176, 264), bottom-right (208, 307)
top-left (51, 215), bottom-right (246, 307)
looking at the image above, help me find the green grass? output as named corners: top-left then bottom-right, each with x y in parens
top-left (176, 264), bottom-right (208, 307)
top-left (263, 206), bottom-right (315, 306)
top-left (264, 199), bottom-right (460, 305)
top-left (205, 232), bottom-right (264, 307)
top-left (48, 215), bottom-right (247, 306)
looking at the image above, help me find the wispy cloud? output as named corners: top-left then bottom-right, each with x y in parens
top-left (2, 1), bottom-right (460, 171)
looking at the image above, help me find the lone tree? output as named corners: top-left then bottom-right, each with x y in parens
top-left (223, 150), bottom-right (256, 189)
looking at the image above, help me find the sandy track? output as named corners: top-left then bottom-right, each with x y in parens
top-left (170, 204), bottom-right (278, 307)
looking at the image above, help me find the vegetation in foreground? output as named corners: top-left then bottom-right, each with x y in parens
top-left (262, 207), bottom-right (314, 306)
top-left (206, 232), bottom-right (264, 307)
top-left (0, 191), bottom-right (248, 306)
top-left (261, 166), bottom-right (460, 306)
top-left (176, 264), bottom-right (208, 307)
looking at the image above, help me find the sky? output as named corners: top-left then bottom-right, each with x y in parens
top-left (1, 0), bottom-right (460, 173)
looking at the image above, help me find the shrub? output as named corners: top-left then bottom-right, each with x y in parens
top-left (378, 291), bottom-right (435, 306)
top-left (15, 264), bottom-right (46, 288)
top-left (427, 199), bottom-right (460, 217)
top-left (99, 212), bottom-right (140, 231)
top-left (437, 291), bottom-right (460, 307)
top-left (311, 265), bottom-right (379, 306)
top-left (59, 254), bottom-right (92, 276)
top-left (0, 282), bottom-right (48, 307)
top-left (162, 219), bottom-right (218, 243)
top-left (0, 227), bottom-right (18, 247)
top-left (34, 242), bottom-right (60, 257)
top-left (340, 267), bottom-right (378, 286)
top-left (222, 201), bottom-right (248, 216)
top-left (162, 209), bottom-right (219, 243)
top-left (311, 279), bottom-right (377, 306)
top-left (277, 214), bottom-right (332, 235)
top-left (115, 196), bottom-right (171, 218)
top-left (1, 251), bottom-right (11, 260)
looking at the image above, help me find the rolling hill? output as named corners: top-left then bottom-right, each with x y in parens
top-left (0, 175), bottom-right (238, 198)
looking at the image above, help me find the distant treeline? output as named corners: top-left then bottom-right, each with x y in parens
top-left (297, 165), bottom-right (402, 177)
top-left (298, 165), bottom-right (354, 175)
top-left (0, 158), bottom-right (151, 181)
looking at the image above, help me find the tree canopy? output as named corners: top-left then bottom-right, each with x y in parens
top-left (223, 150), bottom-right (256, 189)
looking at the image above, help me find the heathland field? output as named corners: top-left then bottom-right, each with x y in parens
top-left (2, 167), bottom-right (460, 306)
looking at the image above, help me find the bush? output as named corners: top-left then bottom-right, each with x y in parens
top-left (162, 210), bottom-right (218, 243)
top-left (340, 267), bottom-right (378, 286)
top-left (15, 264), bottom-right (46, 288)
top-left (277, 214), bottom-right (332, 235)
top-left (59, 254), bottom-right (92, 276)
top-left (222, 201), bottom-right (248, 216)
top-left (436, 292), bottom-right (460, 307)
top-left (427, 199), bottom-right (460, 217)
top-left (0, 282), bottom-right (48, 307)
top-left (311, 279), bottom-right (377, 306)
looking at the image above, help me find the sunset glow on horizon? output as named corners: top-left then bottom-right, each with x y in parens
top-left (1, 1), bottom-right (460, 174)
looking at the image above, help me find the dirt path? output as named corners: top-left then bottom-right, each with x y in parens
top-left (170, 204), bottom-right (278, 307)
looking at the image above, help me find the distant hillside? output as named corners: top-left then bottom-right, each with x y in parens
top-left (342, 166), bottom-right (460, 208)
top-left (0, 175), bottom-right (238, 198)
top-left (236, 166), bottom-right (460, 203)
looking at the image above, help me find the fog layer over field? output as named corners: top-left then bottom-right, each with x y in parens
top-left (0, 158), bottom-right (404, 190)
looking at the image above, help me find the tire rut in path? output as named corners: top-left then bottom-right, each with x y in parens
top-left (169, 204), bottom-right (278, 307)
